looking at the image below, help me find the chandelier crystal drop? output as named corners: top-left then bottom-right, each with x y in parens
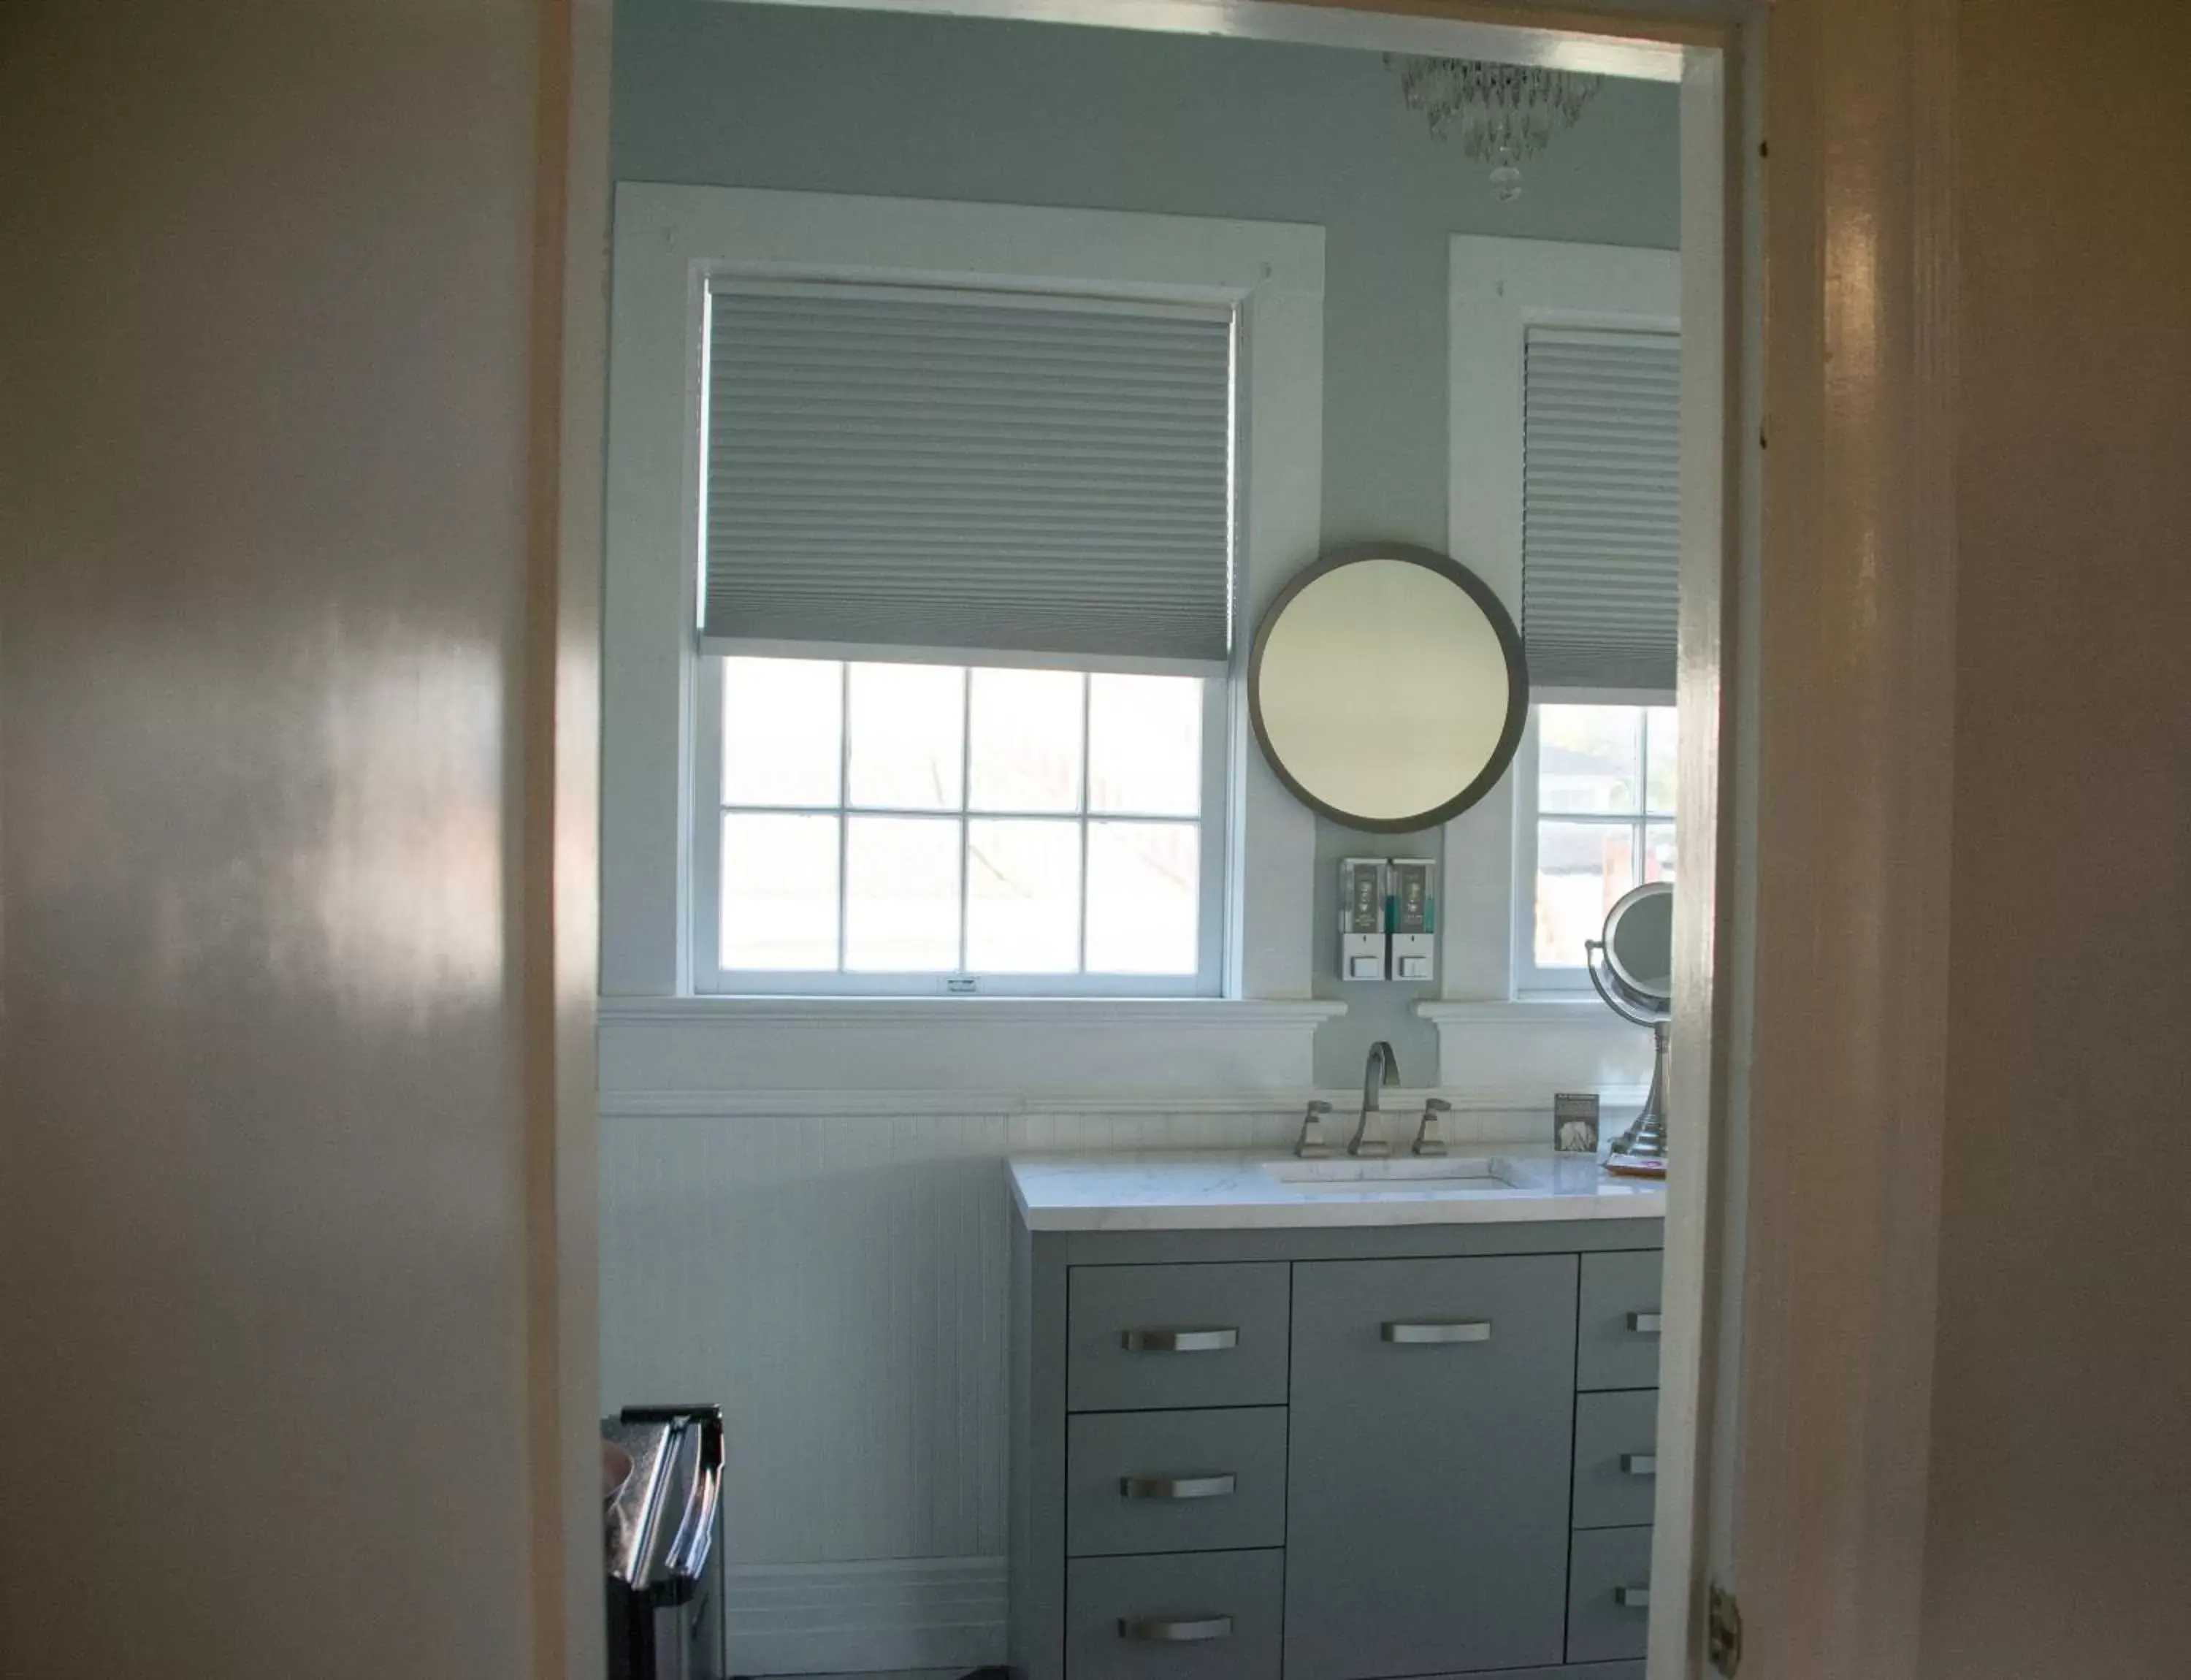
top-left (1387, 56), bottom-right (1604, 202)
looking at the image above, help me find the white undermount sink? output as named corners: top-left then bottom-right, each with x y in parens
top-left (1263, 1156), bottom-right (1523, 1193)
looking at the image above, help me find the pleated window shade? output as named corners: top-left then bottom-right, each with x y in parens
top-left (702, 282), bottom-right (1237, 669)
top-left (1521, 327), bottom-right (1683, 692)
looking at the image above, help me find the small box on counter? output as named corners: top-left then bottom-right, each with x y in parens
top-left (1554, 1092), bottom-right (1600, 1153)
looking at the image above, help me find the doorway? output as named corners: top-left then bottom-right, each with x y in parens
top-left (565, 4), bottom-right (1754, 1679)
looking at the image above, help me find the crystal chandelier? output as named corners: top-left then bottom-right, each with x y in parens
top-left (1386, 57), bottom-right (1604, 202)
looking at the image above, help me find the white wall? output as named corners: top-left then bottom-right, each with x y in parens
top-left (0, 2), bottom-right (589, 1676)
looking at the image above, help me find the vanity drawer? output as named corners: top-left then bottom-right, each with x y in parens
top-left (1567, 1525), bottom-right (1654, 1663)
top-left (1067, 1549), bottom-right (1282, 1680)
top-left (1068, 1264), bottom-right (1290, 1413)
top-left (1577, 1250), bottom-right (1665, 1391)
top-left (1572, 1389), bottom-right (1660, 1530)
top-left (1068, 1408), bottom-right (1287, 1557)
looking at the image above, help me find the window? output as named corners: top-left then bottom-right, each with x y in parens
top-left (608, 189), bottom-right (1323, 1009)
top-left (1511, 316), bottom-right (1682, 992)
top-left (698, 656), bottom-right (1223, 993)
top-left (1516, 702), bottom-right (1677, 986)
top-left (691, 272), bottom-right (1239, 996)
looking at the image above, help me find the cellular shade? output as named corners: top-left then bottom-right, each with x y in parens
top-left (1521, 327), bottom-right (1682, 692)
top-left (703, 281), bottom-right (1236, 669)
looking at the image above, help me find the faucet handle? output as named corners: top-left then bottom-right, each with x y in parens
top-left (1412, 1097), bottom-right (1453, 1158)
top-left (1295, 1099), bottom-right (1334, 1159)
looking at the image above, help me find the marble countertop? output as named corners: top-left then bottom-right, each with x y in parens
top-left (1009, 1146), bottom-right (1667, 1231)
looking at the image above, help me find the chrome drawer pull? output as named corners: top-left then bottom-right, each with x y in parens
top-left (1121, 1326), bottom-right (1239, 1353)
top-left (1381, 1318), bottom-right (1492, 1345)
top-left (1626, 1310), bottom-right (1664, 1334)
top-left (1621, 1453), bottom-right (1659, 1476)
top-left (1122, 1472), bottom-right (1236, 1501)
top-left (1120, 1615), bottom-right (1234, 1643)
top-left (1615, 1584), bottom-right (1652, 1609)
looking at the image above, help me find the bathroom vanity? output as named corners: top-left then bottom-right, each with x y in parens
top-left (1008, 1154), bottom-right (1667, 1680)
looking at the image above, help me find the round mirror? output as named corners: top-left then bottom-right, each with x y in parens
top-left (1603, 882), bottom-right (1674, 1003)
top-left (1586, 880), bottom-right (1673, 1170)
top-left (1249, 544), bottom-right (1527, 831)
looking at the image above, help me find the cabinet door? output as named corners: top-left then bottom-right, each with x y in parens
top-left (1567, 1526), bottom-right (1656, 1664)
top-left (1069, 1264), bottom-right (1291, 1413)
top-left (1067, 1408), bottom-right (1288, 1557)
top-left (1576, 1250), bottom-right (1665, 1391)
top-left (1068, 1549), bottom-right (1284, 1680)
top-left (1571, 1389), bottom-right (1660, 1530)
top-left (1285, 1254), bottom-right (1578, 1680)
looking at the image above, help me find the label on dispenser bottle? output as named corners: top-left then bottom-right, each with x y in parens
top-left (1388, 859), bottom-right (1435, 982)
top-left (1340, 858), bottom-right (1387, 980)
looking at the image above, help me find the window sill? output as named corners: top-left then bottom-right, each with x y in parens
top-left (1415, 998), bottom-right (1608, 1026)
top-left (598, 995), bottom-right (1347, 1106)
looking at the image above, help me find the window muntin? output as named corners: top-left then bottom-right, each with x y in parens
top-left (1524, 702), bottom-right (1678, 980)
top-left (706, 655), bottom-right (1213, 992)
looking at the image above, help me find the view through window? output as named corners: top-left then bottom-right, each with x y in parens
top-left (1529, 703), bottom-right (1678, 971)
top-left (712, 656), bottom-right (1209, 984)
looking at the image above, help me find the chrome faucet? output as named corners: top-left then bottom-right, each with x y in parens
top-left (1412, 1096), bottom-right (1453, 1158)
top-left (1293, 1099), bottom-right (1334, 1158)
top-left (1349, 1041), bottom-right (1399, 1157)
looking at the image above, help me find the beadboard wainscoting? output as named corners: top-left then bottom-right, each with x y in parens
top-left (598, 1003), bottom-right (1651, 1672)
top-left (718, 1557), bottom-right (1010, 1675)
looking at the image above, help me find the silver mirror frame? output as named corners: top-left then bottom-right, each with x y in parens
top-left (1247, 542), bottom-right (1529, 833)
top-left (1599, 879), bottom-right (1675, 1004)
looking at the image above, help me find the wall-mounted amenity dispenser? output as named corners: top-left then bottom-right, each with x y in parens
top-left (1339, 858), bottom-right (1388, 980)
top-left (1388, 858), bottom-right (1437, 982)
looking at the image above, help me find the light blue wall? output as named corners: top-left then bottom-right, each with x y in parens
top-left (613, 1), bottom-right (1680, 1082)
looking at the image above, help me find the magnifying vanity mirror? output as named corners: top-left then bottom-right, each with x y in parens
top-left (1250, 543), bottom-right (1528, 831)
top-left (1586, 880), bottom-right (1672, 1172)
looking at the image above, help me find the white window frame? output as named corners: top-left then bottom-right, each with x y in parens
top-left (1510, 690), bottom-right (1679, 995)
top-left (602, 184), bottom-right (1327, 1027)
top-left (1441, 234), bottom-right (1680, 1002)
top-left (689, 654), bottom-right (1231, 996)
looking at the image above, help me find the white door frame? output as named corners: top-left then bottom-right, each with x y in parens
top-left (539, 2), bottom-right (1959, 1676)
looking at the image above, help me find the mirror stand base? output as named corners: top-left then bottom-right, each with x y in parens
top-left (1610, 1023), bottom-right (1670, 1161)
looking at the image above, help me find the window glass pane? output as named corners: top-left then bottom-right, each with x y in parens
top-left (966, 819), bottom-right (1080, 974)
top-left (1538, 705), bottom-right (1642, 814)
top-left (1085, 821), bottom-right (1198, 974)
top-left (1088, 674), bottom-right (1201, 816)
top-left (722, 657), bottom-right (841, 808)
top-left (847, 663), bottom-right (963, 811)
top-left (1645, 706), bottom-right (1679, 814)
top-left (968, 668), bottom-right (1082, 813)
top-left (720, 813), bottom-right (838, 969)
top-left (1644, 822), bottom-right (1678, 884)
top-left (1534, 820), bottom-right (1637, 969)
top-left (844, 815), bottom-right (960, 971)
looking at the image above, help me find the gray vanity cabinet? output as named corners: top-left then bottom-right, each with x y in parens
top-left (1285, 1256), bottom-right (1578, 1680)
top-left (1009, 1214), bottom-right (1664, 1680)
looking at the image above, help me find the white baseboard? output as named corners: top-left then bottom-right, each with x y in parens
top-left (722, 1557), bottom-right (1006, 1676)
